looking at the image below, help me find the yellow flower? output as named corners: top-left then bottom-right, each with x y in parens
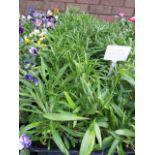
top-left (53, 8), bottom-right (60, 14)
top-left (40, 36), bottom-right (45, 41)
top-left (40, 33), bottom-right (44, 37)
top-left (37, 40), bottom-right (41, 45)
top-left (37, 40), bottom-right (46, 48)
top-left (39, 31), bottom-right (46, 38)
top-left (24, 37), bottom-right (31, 44)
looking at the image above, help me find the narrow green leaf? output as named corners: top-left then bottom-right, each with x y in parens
top-left (28, 89), bottom-right (46, 112)
top-left (19, 122), bottom-right (42, 136)
top-left (73, 121), bottom-right (77, 128)
top-left (111, 104), bottom-right (124, 118)
top-left (102, 136), bottom-right (114, 150)
top-left (19, 108), bottom-right (42, 114)
top-left (63, 136), bottom-right (70, 150)
top-left (50, 125), bottom-right (69, 155)
top-left (108, 139), bottom-right (120, 155)
top-left (40, 57), bottom-right (47, 81)
top-left (98, 122), bottom-right (109, 128)
top-left (94, 136), bottom-right (113, 151)
top-left (115, 129), bottom-right (135, 137)
top-left (64, 92), bottom-right (76, 109)
top-left (20, 103), bottom-right (42, 114)
top-left (59, 125), bottom-right (83, 137)
top-left (38, 80), bottom-right (49, 111)
top-left (109, 131), bottom-right (122, 141)
top-left (117, 144), bottom-right (126, 155)
top-left (53, 65), bottom-right (68, 84)
top-left (94, 122), bottom-right (102, 148)
top-left (119, 69), bottom-right (135, 86)
top-left (43, 112), bottom-right (88, 121)
top-left (79, 125), bottom-right (95, 155)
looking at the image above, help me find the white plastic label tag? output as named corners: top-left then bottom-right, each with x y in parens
top-left (104, 45), bottom-right (131, 62)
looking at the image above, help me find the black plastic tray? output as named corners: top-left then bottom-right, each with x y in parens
top-left (30, 147), bottom-right (103, 155)
top-left (103, 150), bottom-right (135, 155)
top-left (30, 147), bottom-right (135, 155)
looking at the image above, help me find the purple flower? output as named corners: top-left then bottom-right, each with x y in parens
top-left (30, 18), bottom-right (36, 23)
top-left (46, 21), bottom-right (54, 28)
top-left (24, 60), bottom-right (30, 64)
top-left (19, 134), bottom-right (31, 150)
top-left (19, 25), bottom-right (24, 34)
top-left (33, 11), bottom-right (43, 18)
top-left (33, 77), bottom-right (39, 86)
top-left (25, 74), bottom-right (39, 85)
top-left (35, 18), bottom-right (42, 27)
top-left (29, 47), bottom-right (38, 56)
top-left (25, 74), bottom-right (33, 81)
top-left (46, 16), bottom-right (53, 20)
top-left (41, 17), bottom-right (46, 24)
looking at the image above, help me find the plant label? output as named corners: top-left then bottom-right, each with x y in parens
top-left (104, 45), bottom-right (131, 62)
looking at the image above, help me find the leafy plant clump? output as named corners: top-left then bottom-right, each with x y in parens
top-left (19, 9), bottom-right (135, 155)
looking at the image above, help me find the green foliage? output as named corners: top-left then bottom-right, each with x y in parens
top-left (20, 149), bottom-right (30, 155)
top-left (79, 122), bottom-right (96, 155)
top-left (20, 10), bottom-right (135, 154)
top-left (51, 124), bottom-right (70, 155)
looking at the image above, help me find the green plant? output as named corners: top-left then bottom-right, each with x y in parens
top-left (20, 9), bottom-right (135, 155)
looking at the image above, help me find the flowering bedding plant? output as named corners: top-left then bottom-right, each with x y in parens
top-left (19, 8), bottom-right (60, 155)
top-left (19, 9), bottom-right (135, 155)
top-left (19, 8), bottom-right (59, 87)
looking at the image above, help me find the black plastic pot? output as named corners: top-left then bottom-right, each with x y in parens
top-left (30, 147), bottom-right (135, 155)
top-left (30, 147), bottom-right (103, 155)
top-left (103, 149), bottom-right (135, 155)
top-left (113, 152), bottom-right (135, 155)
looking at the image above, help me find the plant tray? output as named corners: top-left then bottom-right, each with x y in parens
top-left (30, 147), bottom-right (135, 155)
top-left (30, 147), bottom-right (103, 155)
